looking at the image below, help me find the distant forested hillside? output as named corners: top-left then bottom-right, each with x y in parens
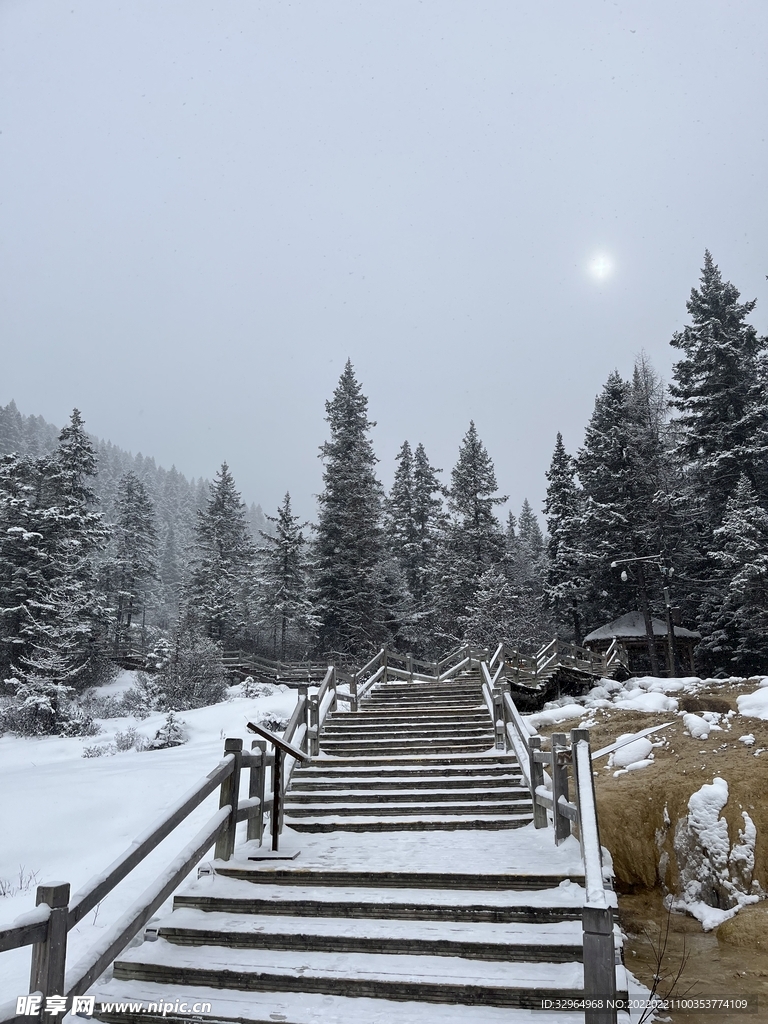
top-left (0, 400), bottom-right (269, 630)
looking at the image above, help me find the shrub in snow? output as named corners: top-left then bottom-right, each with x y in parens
top-left (146, 711), bottom-right (188, 749)
top-left (120, 672), bottom-right (161, 718)
top-left (1, 677), bottom-right (100, 737)
top-left (147, 627), bottom-right (226, 711)
top-left (253, 712), bottom-right (288, 734)
top-left (82, 743), bottom-right (115, 758)
top-left (114, 726), bottom-right (148, 752)
top-left (239, 676), bottom-right (275, 699)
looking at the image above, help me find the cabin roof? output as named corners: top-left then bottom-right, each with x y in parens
top-left (583, 610), bottom-right (701, 643)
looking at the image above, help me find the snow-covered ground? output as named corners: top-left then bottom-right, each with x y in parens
top-left (523, 672), bottom-right (767, 932)
top-left (0, 680), bottom-right (296, 1004)
top-left (4, 667), bottom-right (764, 1013)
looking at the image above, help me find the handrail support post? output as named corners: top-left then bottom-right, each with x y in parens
top-left (248, 740), bottom-right (267, 846)
top-left (528, 736), bottom-right (548, 829)
top-left (215, 738), bottom-right (242, 861)
top-left (29, 882), bottom-right (70, 1006)
top-left (550, 732), bottom-right (571, 845)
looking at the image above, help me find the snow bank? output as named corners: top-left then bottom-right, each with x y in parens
top-left (610, 735), bottom-right (653, 769)
top-left (737, 687), bottom-right (768, 720)
top-left (672, 777), bottom-right (760, 930)
top-left (0, 687), bottom-right (298, 1003)
top-left (523, 703), bottom-right (588, 732)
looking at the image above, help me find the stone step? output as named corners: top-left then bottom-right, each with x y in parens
top-left (370, 684), bottom-right (482, 695)
top-left (320, 725), bottom-right (494, 740)
top-left (286, 814), bottom-right (533, 832)
top-left (336, 711), bottom-right (491, 724)
top-left (306, 753), bottom-right (516, 768)
top-left (363, 696), bottom-right (482, 708)
top-left (284, 797), bottom-right (531, 816)
top-left (209, 866), bottom-right (586, 891)
top-left (319, 745), bottom-right (495, 758)
top-left (155, 908), bottom-right (585, 962)
top-left (175, 877), bottom-right (588, 920)
top-left (289, 774), bottom-right (522, 791)
top-left (90, 980), bottom-right (613, 1024)
top-left (111, 941), bottom-right (622, 1008)
top-left (284, 787), bottom-right (529, 805)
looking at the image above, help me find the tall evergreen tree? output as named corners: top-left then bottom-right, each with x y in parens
top-left (670, 252), bottom-right (768, 517)
top-left (187, 462), bottom-right (255, 646)
top-left (698, 476), bottom-right (768, 674)
top-left (2, 412), bottom-right (111, 729)
top-left (258, 493), bottom-right (315, 660)
top-left (314, 361), bottom-right (385, 655)
top-left (434, 422), bottom-right (506, 642)
top-left (103, 472), bottom-right (160, 656)
top-left (543, 433), bottom-right (585, 637)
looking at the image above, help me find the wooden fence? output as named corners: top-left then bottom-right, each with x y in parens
top-left (1, 641), bottom-right (621, 1024)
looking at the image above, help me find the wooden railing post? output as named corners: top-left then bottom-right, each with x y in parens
top-left (582, 904), bottom-right (617, 1023)
top-left (350, 672), bottom-right (359, 712)
top-left (330, 666), bottom-right (338, 711)
top-left (309, 695), bottom-right (320, 757)
top-left (406, 652), bottom-right (413, 682)
top-left (528, 736), bottom-right (548, 829)
top-left (382, 649), bottom-right (388, 683)
top-left (29, 882), bottom-right (69, 1004)
top-left (271, 746), bottom-right (283, 851)
top-left (550, 732), bottom-right (571, 845)
top-left (492, 686), bottom-right (505, 750)
top-left (248, 740), bottom-right (267, 845)
top-left (215, 738), bottom-right (242, 861)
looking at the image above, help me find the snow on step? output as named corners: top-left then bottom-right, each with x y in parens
top-left (177, 874), bottom-right (601, 912)
top-left (113, 936), bottom-right (589, 995)
top-left (91, 978), bottom-right (614, 1024)
top-left (156, 906), bottom-right (590, 959)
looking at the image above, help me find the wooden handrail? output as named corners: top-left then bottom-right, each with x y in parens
top-left (68, 756), bottom-right (234, 928)
top-left (246, 721), bottom-right (310, 762)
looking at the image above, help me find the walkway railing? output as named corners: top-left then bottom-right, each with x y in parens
top-left (481, 658), bottom-right (618, 1024)
top-left (2, 638), bottom-right (621, 1024)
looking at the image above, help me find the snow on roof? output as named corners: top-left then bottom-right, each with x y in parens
top-left (583, 610), bottom-right (700, 643)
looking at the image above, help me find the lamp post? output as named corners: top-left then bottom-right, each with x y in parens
top-left (610, 555), bottom-right (679, 678)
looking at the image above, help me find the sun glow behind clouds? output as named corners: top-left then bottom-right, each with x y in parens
top-left (588, 252), bottom-right (614, 281)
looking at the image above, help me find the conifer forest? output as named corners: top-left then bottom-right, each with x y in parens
top-left (2, 252), bottom-right (767, 734)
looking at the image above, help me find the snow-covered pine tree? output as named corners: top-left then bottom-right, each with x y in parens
top-left (698, 476), bottom-right (768, 675)
top-left (670, 252), bottom-right (768, 518)
top-left (410, 443), bottom-right (446, 607)
top-left (314, 361), bottom-right (385, 656)
top-left (573, 372), bottom-right (640, 626)
top-left (0, 454), bottom-right (48, 679)
top-left (498, 501), bottom-right (553, 652)
top-left (5, 412), bottom-right (111, 729)
top-left (102, 472), bottom-right (160, 657)
top-left (517, 499), bottom-right (544, 559)
top-left (543, 432), bottom-right (585, 637)
top-left (257, 493), bottom-right (315, 660)
top-left (460, 566), bottom-right (519, 650)
top-left (434, 422), bottom-right (506, 643)
top-left (187, 462), bottom-right (256, 647)
top-left (386, 441), bottom-right (416, 576)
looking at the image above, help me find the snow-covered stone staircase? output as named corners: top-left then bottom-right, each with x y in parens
top-left (90, 676), bottom-right (629, 1023)
top-left (284, 676), bottom-right (534, 832)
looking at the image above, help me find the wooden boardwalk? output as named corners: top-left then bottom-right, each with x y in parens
top-left (1, 646), bottom-right (630, 1024)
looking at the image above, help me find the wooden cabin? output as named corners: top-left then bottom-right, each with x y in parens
top-left (582, 610), bottom-right (699, 676)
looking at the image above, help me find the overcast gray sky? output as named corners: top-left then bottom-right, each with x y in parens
top-left (1, 1), bottom-right (767, 520)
